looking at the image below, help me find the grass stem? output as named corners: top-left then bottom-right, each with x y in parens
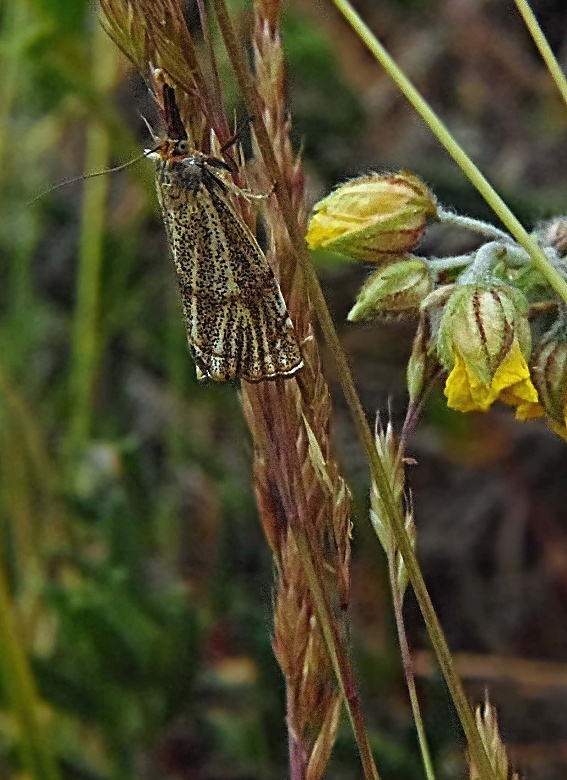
top-left (67, 20), bottom-right (117, 460)
top-left (388, 551), bottom-right (436, 780)
top-left (513, 0), bottom-right (567, 111)
top-left (331, 0), bottom-right (567, 307)
top-left (0, 558), bottom-right (61, 780)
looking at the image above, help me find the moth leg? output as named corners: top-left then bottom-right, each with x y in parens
top-left (222, 178), bottom-right (275, 202)
top-left (220, 115), bottom-right (255, 154)
top-left (204, 160), bottom-right (275, 201)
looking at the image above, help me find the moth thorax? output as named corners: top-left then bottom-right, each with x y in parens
top-left (176, 158), bottom-right (206, 194)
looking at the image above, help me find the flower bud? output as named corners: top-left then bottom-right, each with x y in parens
top-left (436, 284), bottom-right (537, 413)
top-left (529, 338), bottom-right (567, 435)
top-left (347, 258), bottom-right (433, 321)
top-left (406, 316), bottom-right (437, 405)
top-left (534, 217), bottom-right (567, 256)
top-left (306, 171), bottom-right (438, 262)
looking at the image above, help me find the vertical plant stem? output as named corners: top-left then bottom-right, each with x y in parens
top-left (210, 3), bottom-right (379, 776)
top-left (210, 1), bottom-right (496, 778)
top-left (388, 551), bottom-right (436, 780)
top-left (513, 0), bottom-right (567, 109)
top-left (67, 20), bottom-right (117, 460)
top-left (330, 0), bottom-right (567, 306)
top-left (287, 690), bottom-right (305, 779)
top-left (0, 2), bottom-right (36, 326)
top-left (290, 527), bottom-right (380, 780)
top-left (298, 238), bottom-right (497, 780)
top-left (0, 0), bottom-right (25, 180)
top-left (0, 559), bottom-right (61, 780)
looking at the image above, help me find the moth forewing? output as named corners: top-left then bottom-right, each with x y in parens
top-left (148, 143), bottom-right (303, 382)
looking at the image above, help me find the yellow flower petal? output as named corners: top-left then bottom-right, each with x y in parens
top-left (445, 340), bottom-right (538, 414)
top-left (492, 341), bottom-right (537, 398)
top-left (445, 351), bottom-right (498, 412)
top-left (515, 401), bottom-right (544, 421)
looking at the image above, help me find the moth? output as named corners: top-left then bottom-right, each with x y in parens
top-left (146, 85), bottom-right (303, 383)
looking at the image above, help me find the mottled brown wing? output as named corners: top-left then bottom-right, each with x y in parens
top-left (157, 172), bottom-right (303, 382)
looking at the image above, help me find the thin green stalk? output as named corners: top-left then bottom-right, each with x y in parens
top-left (427, 255), bottom-right (472, 273)
top-left (0, 2), bottom-right (36, 324)
top-left (514, 0), bottom-right (567, 110)
top-left (0, 559), bottom-right (61, 780)
top-left (0, 0), bottom-right (27, 180)
top-left (436, 208), bottom-right (512, 243)
top-left (388, 551), bottom-right (436, 780)
top-left (297, 254), bottom-right (498, 780)
top-left (67, 22), bottom-right (117, 460)
top-left (211, 1), bottom-right (497, 778)
top-left (291, 527), bottom-right (380, 780)
top-left (331, 0), bottom-right (567, 307)
top-left (0, 369), bottom-right (50, 501)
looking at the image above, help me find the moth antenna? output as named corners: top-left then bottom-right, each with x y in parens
top-left (140, 112), bottom-right (160, 144)
top-left (27, 146), bottom-right (160, 206)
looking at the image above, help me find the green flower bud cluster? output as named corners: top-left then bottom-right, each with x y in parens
top-left (307, 175), bottom-right (567, 438)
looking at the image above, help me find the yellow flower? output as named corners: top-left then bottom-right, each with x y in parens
top-left (445, 339), bottom-right (539, 413)
top-left (306, 171), bottom-right (437, 262)
top-left (437, 283), bottom-right (537, 414)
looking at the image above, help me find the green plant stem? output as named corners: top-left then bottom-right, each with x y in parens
top-left (0, 560), bottom-right (61, 780)
top-left (436, 208), bottom-right (512, 243)
top-left (426, 255), bottom-right (473, 273)
top-left (0, 2), bottom-right (37, 324)
top-left (0, 367), bottom-right (65, 542)
top-left (67, 22), bottom-right (117, 460)
top-left (212, 1), bottom-right (497, 779)
top-left (291, 527), bottom-right (380, 780)
top-left (513, 0), bottom-right (567, 110)
top-left (8, 391), bottom-right (52, 511)
top-left (388, 551), bottom-right (436, 780)
top-left (331, 0), bottom-right (567, 307)
top-left (0, 1), bottom-right (27, 182)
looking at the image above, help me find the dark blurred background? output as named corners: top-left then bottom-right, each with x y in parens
top-left (2, 0), bottom-right (567, 778)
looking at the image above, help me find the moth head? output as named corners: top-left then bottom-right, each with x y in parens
top-left (175, 139), bottom-right (191, 156)
top-left (145, 138), bottom-right (191, 163)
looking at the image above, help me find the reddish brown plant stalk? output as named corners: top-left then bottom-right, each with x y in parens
top-left (238, 2), bottom-right (352, 776)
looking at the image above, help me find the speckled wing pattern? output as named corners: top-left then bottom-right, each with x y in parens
top-left (154, 149), bottom-right (303, 383)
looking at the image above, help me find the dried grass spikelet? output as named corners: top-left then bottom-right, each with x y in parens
top-left (371, 418), bottom-right (415, 599)
top-left (99, 0), bottom-right (149, 72)
top-left (99, 0), bottom-right (223, 145)
top-left (97, 0), bottom-right (351, 774)
top-left (468, 696), bottom-right (521, 780)
top-left (240, 1), bottom-right (351, 775)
